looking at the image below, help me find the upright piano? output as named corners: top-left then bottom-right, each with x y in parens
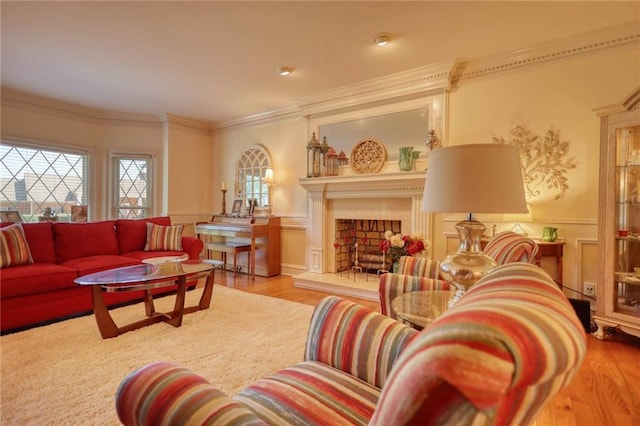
top-left (196, 215), bottom-right (281, 277)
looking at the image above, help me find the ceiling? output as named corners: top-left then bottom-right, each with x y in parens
top-left (2, 1), bottom-right (639, 126)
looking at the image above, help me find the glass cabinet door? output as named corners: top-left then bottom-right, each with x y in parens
top-left (614, 125), bottom-right (640, 317)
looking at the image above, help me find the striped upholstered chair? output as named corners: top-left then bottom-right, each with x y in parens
top-left (379, 232), bottom-right (539, 318)
top-left (116, 263), bottom-right (586, 426)
top-left (378, 256), bottom-right (450, 320)
top-left (483, 230), bottom-right (539, 265)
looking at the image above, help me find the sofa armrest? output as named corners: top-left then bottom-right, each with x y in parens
top-left (304, 296), bottom-right (417, 389)
top-left (181, 235), bottom-right (204, 260)
top-left (116, 361), bottom-right (265, 426)
top-left (379, 273), bottom-right (450, 319)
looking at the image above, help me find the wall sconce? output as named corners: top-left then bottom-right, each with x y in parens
top-left (264, 167), bottom-right (275, 215)
top-left (264, 168), bottom-right (275, 185)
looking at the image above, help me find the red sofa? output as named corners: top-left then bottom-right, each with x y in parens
top-left (0, 217), bottom-right (203, 334)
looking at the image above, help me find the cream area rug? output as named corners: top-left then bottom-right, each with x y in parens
top-left (1, 285), bottom-right (314, 425)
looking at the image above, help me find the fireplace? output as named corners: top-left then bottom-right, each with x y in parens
top-left (295, 171), bottom-right (431, 299)
top-left (334, 219), bottom-right (401, 273)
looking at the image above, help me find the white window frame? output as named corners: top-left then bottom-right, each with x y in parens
top-left (1, 138), bottom-right (91, 222)
top-left (110, 153), bottom-right (154, 219)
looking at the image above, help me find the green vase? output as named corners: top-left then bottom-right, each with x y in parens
top-left (398, 147), bottom-right (415, 171)
top-left (392, 261), bottom-right (399, 273)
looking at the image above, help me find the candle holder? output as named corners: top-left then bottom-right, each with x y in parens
top-left (221, 189), bottom-right (227, 214)
top-left (377, 251), bottom-right (389, 275)
top-left (351, 241), bottom-right (363, 281)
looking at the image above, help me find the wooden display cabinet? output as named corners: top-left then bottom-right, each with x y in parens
top-left (595, 89), bottom-right (640, 339)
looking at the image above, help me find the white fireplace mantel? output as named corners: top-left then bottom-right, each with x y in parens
top-left (299, 170), bottom-right (427, 199)
top-left (299, 171), bottom-right (432, 274)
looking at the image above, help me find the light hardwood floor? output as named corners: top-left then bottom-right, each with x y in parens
top-left (216, 270), bottom-right (640, 426)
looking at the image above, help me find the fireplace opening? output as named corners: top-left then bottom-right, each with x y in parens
top-left (334, 219), bottom-right (401, 273)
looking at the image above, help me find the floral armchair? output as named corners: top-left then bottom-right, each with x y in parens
top-left (116, 263), bottom-right (586, 426)
top-left (379, 231), bottom-right (539, 319)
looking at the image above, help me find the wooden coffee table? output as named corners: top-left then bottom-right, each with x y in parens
top-left (75, 260), bottom-right (215, 339)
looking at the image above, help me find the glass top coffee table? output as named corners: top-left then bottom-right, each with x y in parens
top-left (391, 290), bottom-right (456, 330)
top-left (75, 259), bottom-right (215, 339)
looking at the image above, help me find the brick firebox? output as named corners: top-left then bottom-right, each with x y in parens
top-left (335, 219), bottom-right (402, 272)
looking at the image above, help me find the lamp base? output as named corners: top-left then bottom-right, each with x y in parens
top-left (441, 216), bottom-right (497, 307)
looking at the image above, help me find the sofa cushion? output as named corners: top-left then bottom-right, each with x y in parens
top-left (61, 255), bottom-right (141, 276)
top-left (116, 217), bottom-right (172, 254)
top-left (234, 361), bottom-right (379, 426)
top-left (22, 222), bottom-right (56, 263)
top-left (54, 221), bottom-right (119, 263)
top-left (144, 223), bottom-right (183, 251)
top-left (0, 223), bottom-right (34, 267)
top-left (1, 263), bottom-right (78, 298)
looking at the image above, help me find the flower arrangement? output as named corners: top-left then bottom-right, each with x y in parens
top-left (379, 230), bottom-right (429, 264)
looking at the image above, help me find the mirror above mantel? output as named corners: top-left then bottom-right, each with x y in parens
top-left (312, 95), bottom-right (445, 174)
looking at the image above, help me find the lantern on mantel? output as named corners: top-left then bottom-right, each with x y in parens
top-left (306, 132), bottom-right (321, 177)
top-left (326, 146), bottom-right (338, 176)
top-left (337, 150), bottom-right (349, 166)
top-left (320, 136), bottom-right (330, 176)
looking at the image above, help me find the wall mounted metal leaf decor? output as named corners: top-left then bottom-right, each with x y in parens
top-left (494, 125), bottom-right (577, 200)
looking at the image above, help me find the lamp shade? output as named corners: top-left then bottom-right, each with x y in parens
top-left (422, 143), bottom-right (527, 214)
top-left (264, 168), bottom-right (275, 185)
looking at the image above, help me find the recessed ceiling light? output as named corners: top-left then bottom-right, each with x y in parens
top-left (277, 66), bottom-right (294, 76)
top-left (374, 33), bottom-right (391, 46)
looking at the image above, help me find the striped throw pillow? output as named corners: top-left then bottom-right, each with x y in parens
top-left (144, 223), bottom-right (183, 251)
top-left (1, 223), bottom-right (34, 268)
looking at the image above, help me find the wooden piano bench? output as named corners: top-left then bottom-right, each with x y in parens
top-left (205, 242), bottom-right (253, 279)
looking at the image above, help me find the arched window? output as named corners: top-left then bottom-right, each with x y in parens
top-left (235, 145), bottom-right (272, 208)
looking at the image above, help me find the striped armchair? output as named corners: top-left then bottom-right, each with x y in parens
top-left (483, 230), bottom-right (539, 264)
top-left (379, 232), bottom-right (539, 318)
top-left (116, 263), bottom-right (586, 426)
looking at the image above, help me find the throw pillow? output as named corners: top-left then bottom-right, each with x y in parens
top-left (144, 223), bottom-right (183, 251)
top-left (0, 223), bottom-right (34, 268)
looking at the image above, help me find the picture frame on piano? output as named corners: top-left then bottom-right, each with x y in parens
top-left (231, 198), bottom-right (243, 216)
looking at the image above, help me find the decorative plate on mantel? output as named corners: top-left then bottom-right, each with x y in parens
top-left (350, 139), bottom-right (386, 174)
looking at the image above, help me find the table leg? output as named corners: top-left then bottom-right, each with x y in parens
top-left (164, 276), bottom-right (187, 327)
top-left (143, 289), bottom-right (155, 316)
top-left (198, 268), bottom-right (215, 309)
top-left (251, 238), bottom-right (256, 280)
top-left (91, 286), bottom-right (120, 339)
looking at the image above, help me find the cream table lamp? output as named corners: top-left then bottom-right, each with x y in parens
top-left (422, 143), bottom-right (527, 305)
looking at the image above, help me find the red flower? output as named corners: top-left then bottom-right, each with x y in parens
top-left (333, 242), bottom-right (339, 250)
top-left (406, 240), bottom-right (425, 256)
top-left (379, 239), bottom-right (391, 253)
top-left (361, 237), bottom-right (368, 245)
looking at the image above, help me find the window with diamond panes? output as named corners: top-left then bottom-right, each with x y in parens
top-left (112, 156), bottom-right (152, 219)
top-left (0, 142), bottom-right (88, 222)
top-left (236, 145), bottom-right (272, 208)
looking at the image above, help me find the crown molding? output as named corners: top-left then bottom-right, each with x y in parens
top-left (594, 87), bottom-right (640, 116)
top-left (212, 103), bottom-right (301, 131)
top-left (162, 113), bottom-right (213, 134)
top-left (297, 60), bottom-right (461, 118)
top-left (1, 87), bottom-right (163, 127)
top-left (460, 21), bottom-right (640, 81)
